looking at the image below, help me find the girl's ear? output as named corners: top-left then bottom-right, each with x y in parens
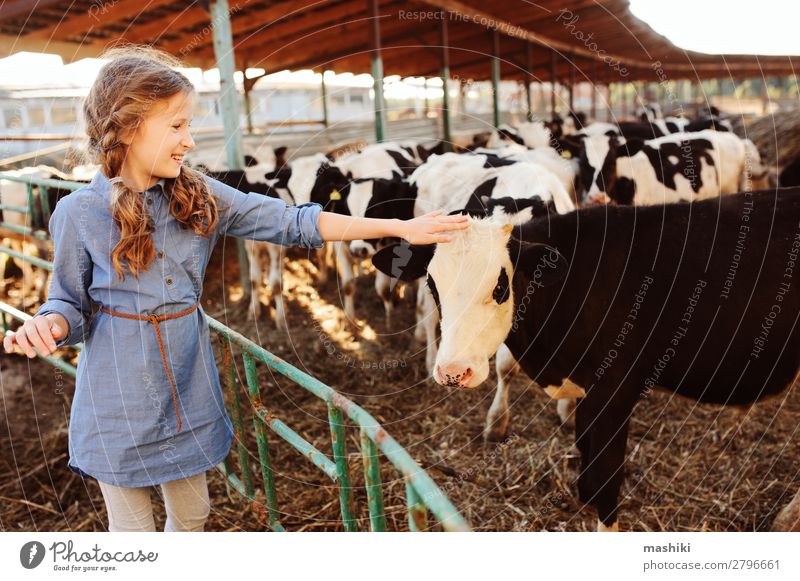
top-left (119, 126), bottom-right (136, 146)
top-left (119, 119), bottom-right (143, 146)
top-left (118, 129), bottom-right (131, 146)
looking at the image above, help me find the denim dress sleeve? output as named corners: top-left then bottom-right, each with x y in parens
top-left (206, 175), bottom-right (325, 248)
top-left (34, 196), bottom-right (94, 347)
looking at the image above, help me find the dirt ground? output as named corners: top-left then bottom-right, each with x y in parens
top-left (2, 239), bottom-right (799, 532)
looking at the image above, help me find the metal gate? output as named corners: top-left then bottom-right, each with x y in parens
top-left (0, 172), bottom-right (471, 532)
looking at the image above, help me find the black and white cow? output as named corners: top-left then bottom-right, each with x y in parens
top-left (203, 165), bottom-right (300, 329)
top-left (409, 152), bottom-right (576, 432)
top-left (373, 188), bottom-right (800, 531)
top-left (186, 143), bottom-right (287, 173)
top-left (336, 142), bottom-right (418, 179)
top-left (548, 112), bottom-right (588, 139)
top-left (579, 130), bottom-right (750, 205)
top-left (344, 174), bottom-right (418, 327)
top-left (201, 152), bottom-right (352, 329)
top-left (325, 143), bottom-right (419, 322)
top-left (266, 145), bottom-right (419, 324)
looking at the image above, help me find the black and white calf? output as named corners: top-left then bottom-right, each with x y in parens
top-left (344, 174), bottom-right (418, 327)
top-left (325, 143), bottom-right (419, 323)
top-left (373, 189), bottom-right (800, 531)
top-left (203, 165), bottom-right (299, 329)
top-left (202, 151), bottom-right (353, 329)
top-left (580, 130), bottom-right (751, 205)
top-left (409, 152), bottom-right (576, 433)
top-left (268, 145), bottom-right (419, 324)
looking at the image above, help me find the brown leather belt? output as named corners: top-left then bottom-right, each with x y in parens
top-left (100, 301), bottom-right (200, 433)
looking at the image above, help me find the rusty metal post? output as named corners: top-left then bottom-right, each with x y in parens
top-left (550, 50), bottom-right (558, 117)
top-left (568, 52), bottom-right (575, 112)
top-left (525, 43), bottom-right (534, 122)
top-left (491, 29), bottom-right (501, 128)
top-left (368, 0), bottom-right (386, 142)
top-left (440, 12), bottom-right (452, 151)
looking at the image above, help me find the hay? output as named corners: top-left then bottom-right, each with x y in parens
top-left (2, 242), bottom-right (798, 532)
top-left (733, 110), bottom-right (800, 182)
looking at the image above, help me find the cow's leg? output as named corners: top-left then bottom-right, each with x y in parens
top-left (316, 244), bottom-right (330, 284)
top-left (557, 398), bottom-right (577, 427)
top-left (244, 240), bottom-right (263, 319)
top-left (266, 243), bottom-right (287, 332)
top-left (772, 488), bottom-right (800, 531)
top-left (575, 397), bottom-right (633, 532)
top-left (597, 520), bottom-right (619, 532)
top-left (374, 270), bottom-right (395, 329)
top-left (333, 242), bottom-right (356, 321)
top-left (413, 281), bottom-right (427, 342)
top-left (544, 379), bottom-right (584, 427)
top-left (485, 344), bottom-right (518, 442)
top-left (416, 283), bottom-right (439, 376)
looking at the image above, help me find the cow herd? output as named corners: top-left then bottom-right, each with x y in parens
top-left (1, 104), bottom-right (798, 532)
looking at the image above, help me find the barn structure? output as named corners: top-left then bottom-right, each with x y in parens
top-left (1, 0), bottom-right (796, 168)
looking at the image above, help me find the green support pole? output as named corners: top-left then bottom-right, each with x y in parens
top-left (209, 0), bottom-right (249, 296)
top-left (210, 0), bottom-right (244, 170)
top-left (491, 30), bottom-right (501, 128)
top-left (368, 0), bottom-right (386, 142)
top-left (568, 52), bottom-right (575, 112)
top-left (243, 83), bottom-right (254, 136)
top-left (550, 50), bottom-right (557, 117)
top-left (440, 13), bottom-right (452, 151)
top-left (525, 43), bottom-right (534, 122)
top-left (361, 428), bottom-right (387, 532)
top-left (321, 71), bottom-right (330, 128)
top-left (591, 60), bottom-right (597, 120)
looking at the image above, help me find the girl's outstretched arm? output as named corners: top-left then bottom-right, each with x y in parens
top-left (318, 210), bottom-right (469, 245)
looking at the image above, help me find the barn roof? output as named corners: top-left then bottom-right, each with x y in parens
top-left (0, 0), bottom-right (795, 83)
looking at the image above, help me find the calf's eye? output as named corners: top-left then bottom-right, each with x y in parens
top-left (492, 268), bottom-right (510, 304)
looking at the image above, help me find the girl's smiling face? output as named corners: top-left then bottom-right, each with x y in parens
top-left (121, 91), bottom-right (196, 191)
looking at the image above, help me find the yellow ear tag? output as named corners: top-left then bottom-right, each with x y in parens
top-left (561, 150), bottom-right (572, 159)
top-left (329, 189), bottom-right (342, 201)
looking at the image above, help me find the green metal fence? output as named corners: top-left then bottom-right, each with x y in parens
top-left (0, 172), bottom-right (471, 532)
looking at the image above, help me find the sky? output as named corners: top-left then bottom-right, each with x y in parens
top-left (0, 1), bottom-right (797, 89)
top-left (629, 0), bottom-right (800, 55)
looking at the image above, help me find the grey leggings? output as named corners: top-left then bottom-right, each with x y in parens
top-left (97, 471), bottom-right (210, 532)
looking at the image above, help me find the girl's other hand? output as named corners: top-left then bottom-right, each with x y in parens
top-left (3, 314), bottom-right (67, 358)
top-left (400, 210), bottom-right (469, 245)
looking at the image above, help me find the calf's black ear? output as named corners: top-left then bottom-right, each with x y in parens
top-left (512, 241), bottom-right (569, 287)
top-left (372, 242), bottom-right (434, 281)
top-left (618, 138), bottom-right (645, 157)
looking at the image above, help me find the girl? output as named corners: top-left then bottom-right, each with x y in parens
top-left (2, 47), bottom-right (467, 532)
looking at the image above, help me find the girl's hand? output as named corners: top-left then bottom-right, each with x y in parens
top-left (3, 313), bottom-right (67, 358)
top-left (400, 210), bottom-right (470, 245)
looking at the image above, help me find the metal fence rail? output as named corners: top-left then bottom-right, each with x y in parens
top-left (0, 172), bottom-right (471, 532)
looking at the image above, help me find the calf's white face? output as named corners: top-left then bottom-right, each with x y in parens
top-left (372, 218), bottom-right (568, 389)
top-left (427, 221), bottom-right (517, 387)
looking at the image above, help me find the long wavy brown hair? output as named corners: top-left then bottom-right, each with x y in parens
top-left (83, 46), bottom-right (219, 280)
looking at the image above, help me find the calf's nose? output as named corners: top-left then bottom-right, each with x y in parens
top-left (435, 364), bottom-right (474, 387)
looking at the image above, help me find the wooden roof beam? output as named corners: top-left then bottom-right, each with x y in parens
top-left (26, 0), bottom-right (174, 40)
top-left (191, 0), bottom-right (409, 63)
top-left (157, 0), bottom-right (344, 56)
